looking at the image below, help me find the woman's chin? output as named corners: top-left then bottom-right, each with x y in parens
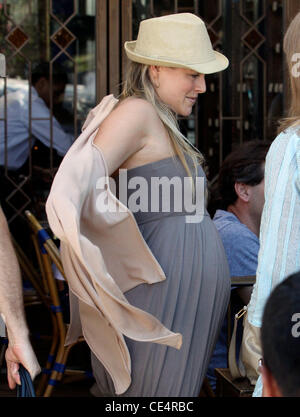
top-left (172, 104), bottom-right (194, 117)
top-left (180, 108), bottom-right (193, 117)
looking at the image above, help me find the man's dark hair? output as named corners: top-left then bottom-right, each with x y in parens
top-left (217, 141), bottom-right (270, 210)
top-left (31, 62), bottom-right (68, 86)
top-left (261, 271), bottom-right (300, 397)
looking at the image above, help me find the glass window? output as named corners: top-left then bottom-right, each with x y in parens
top-left (0, 0), bottom-right (96, 141)
top-left (0, 0), bottom-right (97, 223)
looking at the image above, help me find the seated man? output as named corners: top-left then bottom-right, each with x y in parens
top-left (0, 61), bottom-right (73, 172)
top-left (0, 62), bottom-right (74, 237)
top-left (206, 140), bottom-right (269, 391)
top-left (261, 271), bottom-right (300, 397)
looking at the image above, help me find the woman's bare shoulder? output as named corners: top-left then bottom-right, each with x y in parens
top-left (96, 96), bottom-right (157, 138)
top-left (114, 96), bottom-right (158, 119)
top-left (93, 97), bottom-right (157, 175)
top-left (97, 96), bottom-right (159, 138)
top-left (117, 96), bottom-right (154, 108)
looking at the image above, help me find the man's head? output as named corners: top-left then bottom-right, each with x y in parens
top-left (32, 62), bottom-right (68, 107)
top-left (217, 141), bottom-right (269, 232)
top-left (261, 271), bottom-right (300, 397)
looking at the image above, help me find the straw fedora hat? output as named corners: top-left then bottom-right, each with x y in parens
top-left (124, 13), bottom-right (229, 74)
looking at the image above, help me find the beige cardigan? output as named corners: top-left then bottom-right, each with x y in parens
top-left (46, 95), bottom-right (182, 395)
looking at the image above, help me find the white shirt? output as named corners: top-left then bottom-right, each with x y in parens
top-left (0, 86), bottom-right (74, 170)
top-left (248, 126), bottom-right (300, 327)
top-left (248, 126), bottom-right (300, 397)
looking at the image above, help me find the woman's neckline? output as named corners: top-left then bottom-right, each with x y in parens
top-left (120, 155), bottom-right (179, 174)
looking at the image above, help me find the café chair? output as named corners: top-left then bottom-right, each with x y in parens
top-left (24, 210), bottom-right (89, 397)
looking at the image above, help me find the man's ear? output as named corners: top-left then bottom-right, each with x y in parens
top-left (262, 364), bottom-right (283, 397)
top-left (234, 182), bottom-right (250, 203)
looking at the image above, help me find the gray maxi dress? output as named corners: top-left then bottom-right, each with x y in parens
top-left (91, 155), bottom-right (231, 397)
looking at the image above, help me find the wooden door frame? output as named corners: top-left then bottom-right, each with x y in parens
top-left (284, 0), bottom-right (300, 28)
top-left (96, 0), bottom-right (132, 103)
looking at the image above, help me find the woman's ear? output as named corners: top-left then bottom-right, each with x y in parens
top-left (149, 66), bottom-right (160, 88)
top-left (149, 65), bottom-right (160, 74)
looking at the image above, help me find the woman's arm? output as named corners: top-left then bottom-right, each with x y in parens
top-left (93, 98), bottom-right (154, 175)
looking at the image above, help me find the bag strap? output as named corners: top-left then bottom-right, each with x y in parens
top-left (228, 306), bottom-right (247, 380)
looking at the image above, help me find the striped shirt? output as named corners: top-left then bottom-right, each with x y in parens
top-left (248, 126), bottom-right (300, 328)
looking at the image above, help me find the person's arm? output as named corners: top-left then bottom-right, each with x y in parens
top-left (31, 116), bottom-right (74, 156)
top-left (234, 235), bottom-right (258, 304)
top-left (0, 207), bottom-right (40, 389)
top-left (22, 93), bottom-right (74, 156)
top-left (93, 98), bottom-right (152, 175)
top-left (219, 223), bottom-right (259, 305)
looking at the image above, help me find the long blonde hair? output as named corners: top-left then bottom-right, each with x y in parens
top-left (120, 61), bottom-right (204, 181)
top-left (278, 12), bottom-right (300, 134)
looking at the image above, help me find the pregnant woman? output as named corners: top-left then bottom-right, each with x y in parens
top-left (46, 13), bottom-right (231, 397)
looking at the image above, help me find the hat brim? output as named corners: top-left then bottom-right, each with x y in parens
top-left (124, 41), bottom-right (229, 74)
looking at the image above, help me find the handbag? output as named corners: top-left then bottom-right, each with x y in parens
top-left (228, 305), bottom-right (261, 385)
top-left (17, 364), bottom-right (36, 397)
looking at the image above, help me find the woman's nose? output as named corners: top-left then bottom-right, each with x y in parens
top-left (195, 74), bottom-right (206, 93)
